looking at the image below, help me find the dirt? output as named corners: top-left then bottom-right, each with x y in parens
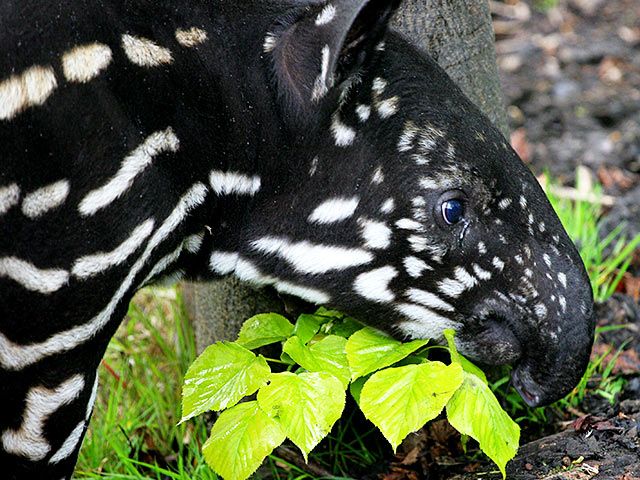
top-left (375, 1), bottom-right (640, 478)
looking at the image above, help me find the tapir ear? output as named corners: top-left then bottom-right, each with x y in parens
top-left (267, 0), bottom-right (401, 123)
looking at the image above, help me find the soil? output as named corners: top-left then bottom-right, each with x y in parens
top-left (377, 1), bottom-right (640, 478)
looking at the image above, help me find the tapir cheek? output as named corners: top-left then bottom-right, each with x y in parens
top-left (456, 323), bottom-right (522, 366)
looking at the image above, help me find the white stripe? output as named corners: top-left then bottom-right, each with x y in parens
top-left (405, 288), bottom-right (454, 312)
top-left (308, 196), bottom-right (359, 224)
top-left (175, 27), bottom-right (208, 47)
top-left (0, 184), bottom-right (20, 215)
top-left (140, 243), bottom-right (183, 287)
top-left (251, 236), bottom-right (373, 274)
top-left (209, 170), bottom-right (261, 196)
top-left (1, 375), bottom-right (84, 461)
top-left (0, 257), bottom-right (69, 294)
top-left (210, 251), bottom-right (240, 275)
top-left (0, 65), bottom-right (57, 120)
top-left (49, 421), bottom-right (85, 464)
top-left (72, 219), bottom-right (154, 279)
top-left (438, 278), bottom-right (467, 298)
top-left (121, 34), bottom-right (173, 67)
top-left (0, 182), bottom-right (208, 370)
top-left (311, 45), bottom-right (332, 101)
top-left (86, 376), bottom-right (99, 419)
top-left (79, 128), bottom-right (180, 216)
top-left (315, 4), bottom-right (337, 25)
top-left (354, 266), bottom-right (397, 303)
top-left (62, 43), bottom-right (112, 83)
top-left (472, 264), bottom-right (492, 280)
top-left (21, 180), bottom-right (70, 219)
top-left (403, 256), bottom-right (431, 278)
top-left (380, 198), bottom-right (395, 214)
top-left (396, 218), bottom-right (423, 231)
top-left (376, 96), bottom-right (399, 119)
top-left (454, 267), bottom-right (477, 288)
top-left (396, 304), bottom-right (460, 340)
top-left (275, 281), bottom-right (330, 304)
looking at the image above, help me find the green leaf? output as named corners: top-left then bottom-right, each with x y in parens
top-left (326, 317), bottom-right (364, 338)
top-left (293, 314), bottom-right (324, 344)
top-left (283, 335), bottom-right (350, 387)
top-left (237, 313), bottom-right (294, 350)
top-left (181, 342), bottom-right (270, 422)
top-left (258, 372), bottom-right (345, 460)
top-left (446, 372), bottom-right (520, 478)
top-left (444, 328), bottom-right (487, 384)
top-left (349, 376), bottom-right (368, 405)
top-left (346, 327), bottom-right (428, 381)
top-left (203, 401), bottom-right (285, 480)
top-left (360, 362), bottom-right (464, 451)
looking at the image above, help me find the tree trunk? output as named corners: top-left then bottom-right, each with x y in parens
top-left (182, 0), bottom-right (508, 352)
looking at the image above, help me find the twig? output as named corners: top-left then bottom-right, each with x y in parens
top-left (273, 445), bottom-right (334, 478)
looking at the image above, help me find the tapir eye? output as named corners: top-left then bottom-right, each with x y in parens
top-left (441, 199), bottom-right (465, 225)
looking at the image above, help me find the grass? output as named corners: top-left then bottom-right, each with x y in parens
top-left (76, 178), bottom-right (639, 479)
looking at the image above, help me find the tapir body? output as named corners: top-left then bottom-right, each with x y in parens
top-left (0, 1), bottom-right (594, 478)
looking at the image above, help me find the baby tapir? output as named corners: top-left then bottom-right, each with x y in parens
top-left (0, 0), bottom-right (595, 478)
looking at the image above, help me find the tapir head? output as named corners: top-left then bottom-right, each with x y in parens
top-left (212, 0), bottom-right (595, 407)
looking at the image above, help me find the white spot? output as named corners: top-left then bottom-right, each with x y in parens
top-left (519, 195), bottom-right (527, 209)
top-left (0, 65), bottom-right (57, 120)
top-left (0, 184), bottom-right (20, 215)
top-left (492, 257), bottom-right (505, 272)
top-left (275, 281), bottom-right (330, 304)
top-left (396, 218), bottom-right (423, 232)
top-left (315, 4), bottom-right (337, 25)
top-left (407, 235), bottom-right (428, 253)
top-left (558, 272), bottom-right (567, 288)
top-left (514, 255), bottom-right (524, 265)
top-left (182, 233), bottom-right (203, 254)
top-left (534, 303), bottom-right (548, 319)
top-left (380, 198), bottom-right (395, 214)
top-left (472, 264), bottom-right (492, 280)
top-left (406, 288), bottom-right (454, 312)
top-left (543, 254), bottom-right (552, 268)
top-left (308, 196), bottom-right (359, 224)
top-left (263, 33), bottom-right (278, 53)
top-left (209, 170), bottom-right (261, 196)
top-left (524, 268), bottom-right (533, 278)
top-left (527, 213), bottom-right (534, 224)
top-left (331, 114), bottom-right (356, 147)
top-left (438, 278), bottom-right (466, 298)
top-left (371, 166), bottom-right (384, 184)
top-left (312, 44), bottom-right (332, 101)
top-left (538, 222), bottom-right (546, 233)
top-left (49, 421), bottom-right (85, 464)
top-left (356, 104), bottom-right (371, 122)
top-left (398, 121), bottom-right (418, 152)
top-left (209, 251), bottom-right (239, 275)
top-left (478, 242), bottom-right (487, 254)
top-left (0, 257), bottom-right (69, 294)
top-left (403, 256), bottom-right (431, 278)
top-left (375, 41), bottom-right (386, 51)
top-left (62, 43), bottom-right (112, 83)
top-left (372, 77), bottom-right (387, 95)
top-left (1, 375), bottom-right (84, 461)
top-left (252, 236), bottom-right (373, 274)
top-left (376, 96), bottom-right (399, 119)
top-left (559, 295), bottom-right (567, 312)
top-left (0, 182), bottom-right (208, 370)
top-left (72, 219), bottom-right (155, 279)
top-left (553, 234), bottom-right (560, 244)
top-left (79, 128), bottom-right (180, 216)
top-left (175, 27), bottom-right (208, 47)
top-left (395, 304), bottom-right (460, 339)
top-left (309, 156), bottom-right (319, 176)
top-left (419, 177), bottom-right (447, 190)
top-left (498, 198), bottom-right (512, 210)
top-left (21, 180), bottom-right (70, 219)
top-left (359, 219), bottom-right (391, 250)
top-left (354, 266), bottom-right (398, 303)
top-left (121, 34), bottom-right (173, 67)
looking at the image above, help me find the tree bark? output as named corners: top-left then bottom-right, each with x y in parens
top-left (392, 0), bottom-right (509, 137)
top-left (183, 0), bottom-right (508, 352)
